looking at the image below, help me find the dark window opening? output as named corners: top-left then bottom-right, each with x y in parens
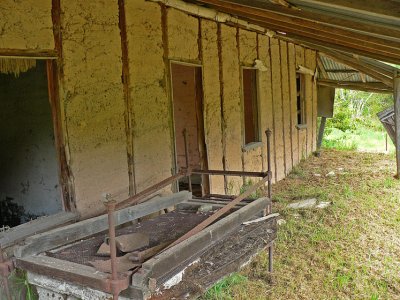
top-left (243, 68), bottom-right (260, 144)
top-left (296, 73), bottom-right (306, 125)
top-left (171, 63), bottom-right (209, 197)
top-left (0, 60), bottom-right (63, 228)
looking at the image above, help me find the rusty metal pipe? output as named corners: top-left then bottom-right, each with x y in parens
top-left (268, 242), bottom-right (273, 273)
top-left (191, 169), bottom-right (266, 177)
top-left (183, 129), bottom-right (192, 193)
top-left (165, 174), bottom-right (269, 250)
top-left (103, 195), bottom-right (119, 300)
top-left (265, 129), bottom-right (273, 215)
top-left (116, 172), bottom-right (186, 210)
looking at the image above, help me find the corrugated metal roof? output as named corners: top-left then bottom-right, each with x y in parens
top-left (319, 55), bottom-right (380, 83)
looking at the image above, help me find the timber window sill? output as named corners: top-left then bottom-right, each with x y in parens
top-left (296, 124), bottom-right (308, 130)
top-left (242, 142), bottom-right (263, 152)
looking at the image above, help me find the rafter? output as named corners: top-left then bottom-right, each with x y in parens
top-left (196, 0), bottom-right (400, 40)
top-left (194, 0), bottom-right (400, 63)
top-left (317, 79), bottom-right (393, 94)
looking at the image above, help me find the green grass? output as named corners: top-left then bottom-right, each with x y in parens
top-left (202, 150), bottom-right (400, 300)
top-left (202, 274), bottom-right (248, 300)
top-left (0, 270), bottom-right (38, 300)
top-left (323, 127), bottom-right (395, 153)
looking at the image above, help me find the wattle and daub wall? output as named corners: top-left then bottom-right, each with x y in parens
top-left (2, 0), bottom-right (318, 218)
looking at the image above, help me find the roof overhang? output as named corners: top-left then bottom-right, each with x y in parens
top-left (184, 0), bottom-right (400, 93)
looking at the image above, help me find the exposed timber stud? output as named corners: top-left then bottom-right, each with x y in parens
top-left (118, 0), bottom-right (136, 196)
top-left (394, 71), bottom-right (400, 178)
top-left (316, 117), bottom-right (327, 155)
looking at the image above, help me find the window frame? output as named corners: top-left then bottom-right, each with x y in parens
top-left (296, 72), bottom-right (307, 128)
top-left (241, 66), bottom-right (261, 147)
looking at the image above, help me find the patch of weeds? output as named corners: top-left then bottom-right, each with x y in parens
top-left (334, 271), bottom-right (352, 289)
top-left (202, 273), bottom-right (248, 300)
top-left (288, 166), bottom-right (305, 178)
top-left (342, 184), bottom-right (354, 199)
top-left (239, 180), bottom-right (264, 199)
top-left (383, 177), bottom-right (395, 188)
top-left (0, 270), bottom-right (38, 300)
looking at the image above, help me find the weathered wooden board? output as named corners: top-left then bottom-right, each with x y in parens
top-left (131, 196), bottom-right (270, 289)
top-left (0, 212), bottom-right (78, 250)
top-left (270, 38), bottom-right (285, 181)
top-left (15, 192), bottom-right (191, 257)
top-left (16, 255), bottom-right (114, 293)
top-left (258, 35), bottom-right (276, 183)
top-left (288, 42), bottom-right (299, 166)
top-left (280, 40), bottom-right (293, 175)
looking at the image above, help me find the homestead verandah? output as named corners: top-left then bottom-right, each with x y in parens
top-left (1, 0), bottom-right (400, 299)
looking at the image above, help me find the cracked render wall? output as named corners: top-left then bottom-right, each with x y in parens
top-left (0, 0), bottom-right (54, 50)
top-left (2, 0), bottom-right (318, 217)
top-left (60, 0), bottom-right (129, 217)
top-left (124, 1), bottom-right (172, 193)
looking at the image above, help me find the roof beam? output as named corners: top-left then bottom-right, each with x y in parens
top-left (278, 33), bottom-right (400, 65)
top-left (316, 56), bottom-right (328, 79)
top-left (291, 43), bottom-right (394, 86)
top-left (317, 79), bottom-right (393, 94)
top-left (317, 51), bottom-right (393, 87)
top-left (324, 69), bottom-right (358, 73)
top-left (195, 0), bottom-right (400, 63)
top-left (206, 0), bottom-right (400, 40)
top-left (291, 0), bottom-right (400, 21)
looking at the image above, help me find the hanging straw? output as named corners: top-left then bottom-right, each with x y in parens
top-left (0, 58), bottom-right (36, 77)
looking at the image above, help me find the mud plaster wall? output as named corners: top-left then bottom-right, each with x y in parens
top-left (280, 41), bottom-right (293, 175)
top-left (60, 0), bottom-right (128, 217)
top-left (0, 0), bottom-right (54, 50)
top-left (295, 45), bottom-right (307, 160)
top-left (109, 3), bottom-right (317, 202)
top-left (239, 29), bottom-right (264, 183)
top-left (1, 0), bottom-right (318, 217)
top-left (220, 25), bottom-right (243, 194)
top-left (200, 20), bottom-right (225, 194)
top-left (288, 43), bottom-right (299, 166)
top-left (270, 38), bottom-right (285, 181)
top-left (258, 35), bottom-right (276, 183)
top-left (171, 63), bottom-right (201, 169)
top-left (125, 1), bottom-right (172, 193)
top-left (167, 8), bottom-right (200, 171)
top-left (0, 62), bottom-right (62, 216)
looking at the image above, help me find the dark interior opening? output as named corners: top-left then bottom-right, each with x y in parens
top-left (0, 60), bottom-right (62, 227)
top-left (171, 63), bottom-right (208, 197)
top-left (243, 68), bottom-right (259, 144)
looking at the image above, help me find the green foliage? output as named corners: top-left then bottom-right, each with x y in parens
top-left (202, 273), bottom-right (248, 299)
top-left (240, 180), bottom-right (264, 199)
top-left (0, 270), bottom-right (38, 300)
top-left (323, 89), bottom-right (394, 152)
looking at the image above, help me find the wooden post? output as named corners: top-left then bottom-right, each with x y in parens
top-left (394, 71), bottom-right (400, 178)
top-left (316, 117), bottom-right (327, 153)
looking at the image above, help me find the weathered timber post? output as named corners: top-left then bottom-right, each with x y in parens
top-left (394, 71), bottom-right (400, 178)
top-left (316, 117), bottom-right (327, 153)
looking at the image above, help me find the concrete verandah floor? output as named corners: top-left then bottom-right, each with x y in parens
top-left (202, 150), bottom-right (400, 300)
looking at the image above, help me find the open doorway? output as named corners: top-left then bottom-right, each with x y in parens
top-left (0, 59), bottom-right (63, 228)
top-left (171, 62), bottom-right (208, 197)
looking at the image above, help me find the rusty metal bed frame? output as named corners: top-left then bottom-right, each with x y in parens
top-left (1, 129), bottom-right (274, 300)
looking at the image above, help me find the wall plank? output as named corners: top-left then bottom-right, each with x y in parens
top-left (270, 38), bottom-right (285, 181)
top-left (280, 41), bottom-right (293, 174)
top-left (288, 43), bottom-right (299, 166)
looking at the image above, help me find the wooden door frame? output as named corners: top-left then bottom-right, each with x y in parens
top-left (46, 59), bottom-right (75, 212)
top-left (169, 60), bottom-right (209, 195)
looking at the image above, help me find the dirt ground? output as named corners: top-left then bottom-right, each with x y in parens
top-left (204, 149), bottom-right (400, 300)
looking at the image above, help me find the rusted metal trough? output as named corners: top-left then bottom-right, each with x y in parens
top-left (13, 189), bottom-right (276, 299)
top-left (4, 130), bottom-right (277, 299)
